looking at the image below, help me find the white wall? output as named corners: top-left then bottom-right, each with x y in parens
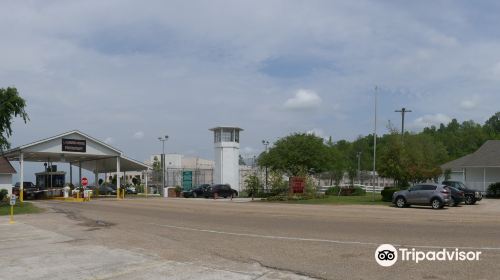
top-left (214, 142), bottom-right (240, 192)
top-left (465, 167), bottom-right (500, 192)
top-left (0, 174), bottom-right (13, 195)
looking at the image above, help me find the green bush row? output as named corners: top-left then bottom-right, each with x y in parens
top-left (381, 188), bottom-right (399, 202)
top-left (487, 182), bottom-right (500, 198)
top-left (325, 186), bottom-right (366, 196)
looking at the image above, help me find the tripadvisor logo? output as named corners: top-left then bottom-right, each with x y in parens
top-left (375, 244), bottom-right (482, 267)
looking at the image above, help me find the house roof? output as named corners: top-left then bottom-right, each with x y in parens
top-left (0, 157), bottom-right (16, 174)
top-left (441, 140), bottom-right (500, 170)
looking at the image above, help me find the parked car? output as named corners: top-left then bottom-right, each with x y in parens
top-left (125, 184), bottom-right (138, 194)
top-left (448, 186), bottom-right (464, 207)
top-left (441, 181), bottom-right (483, 205)
top-left (13, 182), bottom-right (44, 199)
top-left (392, 183), bottom-right (450, 209)
top-left (203, 184), bottom-right (238, 199)
top-left (183, 184), bottom-right (210, 198)
top-left (98, 185), bottom-right (117, 195)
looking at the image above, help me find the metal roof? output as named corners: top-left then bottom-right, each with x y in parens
top-left (1, 130), bottom-right (150, 172)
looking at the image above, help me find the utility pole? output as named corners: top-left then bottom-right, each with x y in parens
top-left (395, 107), bottom-right (412, 143)
top-left (158, 135), bottom-right (169, 196)
top-left (262, 140), bottom-right (270, 191)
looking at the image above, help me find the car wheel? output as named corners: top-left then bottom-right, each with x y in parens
top-left (453, 202), bottom-right (460, 207)
top-left (431, 198), bottom-right (443, 209)
top-left (465, 196), bottom-right (474, 205)
top-left (395, 197), bottom-right (406, 208)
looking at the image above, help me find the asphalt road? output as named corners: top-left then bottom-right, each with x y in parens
top-left (11, 198), bottom-right (500, 279)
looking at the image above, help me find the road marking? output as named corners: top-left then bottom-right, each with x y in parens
top-left (150, 223), bottom-right (500, 251)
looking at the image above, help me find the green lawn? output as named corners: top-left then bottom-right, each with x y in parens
top-left (0, 202), bottom-right (43, 216)
top-left (263, 194), bottom-right (391, 205)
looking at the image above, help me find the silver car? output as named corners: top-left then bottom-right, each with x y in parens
top-left (392, 184), bottom-right (450, 209)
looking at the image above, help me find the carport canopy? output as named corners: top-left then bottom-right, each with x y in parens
top-left (2, 130), bottom-right (150, 201)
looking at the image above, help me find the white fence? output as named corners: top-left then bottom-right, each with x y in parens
top-left (318, 184), bottom-right (384, 193)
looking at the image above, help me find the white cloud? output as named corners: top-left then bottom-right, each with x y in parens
top-left (284, 89), bottom-right (322, 111)
top-left (104, 137), bottom-right (113, 144)
top-left (412, 113), bottom-right (452, 129)
top-left (460, 100), bottom-right (477, 110)
top-left (306, 128), bottom-right (325, 138)
top-left (133, 131), bottom-right (144, 139)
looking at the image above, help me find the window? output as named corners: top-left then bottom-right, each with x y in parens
top-left (214, 130), bottom-right (221, 143)
top-left (221, 128), bottom-right (234, 142)
top-left (422, 185), bottom-right (437, 191)
top-left (410, 185), bottom-right (423, 191)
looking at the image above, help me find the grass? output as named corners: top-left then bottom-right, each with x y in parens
top-left (0, 202), bottom-right (43, 216)
top-left (263, 193), bottom-right (391, 205)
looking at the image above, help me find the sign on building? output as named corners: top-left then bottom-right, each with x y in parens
top-left (62, 138), bottom-right (86, 153)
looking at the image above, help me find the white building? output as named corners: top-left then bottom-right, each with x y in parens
top-left (441, 140), bottom-right (500, 192)
top-left (209, 126), bottom-right (243, 192)
top-left (0, 157), bottom-right (16, 195)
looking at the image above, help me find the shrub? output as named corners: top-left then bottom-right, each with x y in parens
top-left (381, 187), bottom-right (399, 202)
top-left (0, 189), bottom-right (8, 201)
top-left (325, 186), bottom-right (365, 196)
top-left (325, 186), bottom-right (341, 196)
top-left (244, 174), bottom-right (262, 199)
top-left (486, 182), bottom-right (500, 198)
top-left (351, 186), bottom-right (366, 196)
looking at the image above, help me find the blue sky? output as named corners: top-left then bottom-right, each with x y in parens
top-left (2, 0), bottom-right (500, 171)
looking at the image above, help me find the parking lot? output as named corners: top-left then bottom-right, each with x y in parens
top-left (2, 198), bottom-right (500, 279)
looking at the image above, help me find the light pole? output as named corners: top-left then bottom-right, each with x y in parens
top-left (356, 152), bottom-right (362, 185)
top-left (372, 86), bottom-right (378, 201)
top-left (262, 140), bottom-right (269, 191)
top-left (158, 135), bottom-right (168, 196)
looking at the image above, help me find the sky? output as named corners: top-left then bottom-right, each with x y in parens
top-left (2, 0), bottom-right (500, 170)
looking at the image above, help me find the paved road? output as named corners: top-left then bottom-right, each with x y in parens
top-left (4, 198), bottom-right (500, 279)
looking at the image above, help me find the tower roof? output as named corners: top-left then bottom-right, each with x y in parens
top-left (209, 126), bottom-right (244, 131)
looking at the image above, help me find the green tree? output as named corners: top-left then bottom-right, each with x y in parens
top-left (244, 174), bottom-right (261, 200)
top-left (485, 112), bottom-right (500, 136)
top-left (0, 87), bottom-right (29, 150)
top-left (258, 133), bottom-right (328, 176)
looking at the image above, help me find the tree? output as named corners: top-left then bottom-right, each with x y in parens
top-left (258, 133), bottom-right (329, 176)
top-left (244, 174), bottom-right (261, 200)
top-left (485, 112), bottom-right (500, 136)
top-left (0, 87), bottom-right (29, 151)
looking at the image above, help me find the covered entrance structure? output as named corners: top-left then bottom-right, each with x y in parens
top-left (2, 130), bottom-right (150, 201)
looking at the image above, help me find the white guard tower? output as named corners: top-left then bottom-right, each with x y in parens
top-left (209, 126), bottom-right (243, 192)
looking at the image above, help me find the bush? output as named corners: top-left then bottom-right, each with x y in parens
top-left (351, 186), bottom-right (366, 196)
top-left (486, 182), bottom-right (500, 198)
top-left (0, 189), bottom-right (8, 201)
top-left (381, 187), bottom-right (399, 202)
top-left (325, 186), bottom-right (366, 196)
top-left (325, 186), bottom-right (341, 196)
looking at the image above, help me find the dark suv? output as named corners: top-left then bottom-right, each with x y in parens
top-left (203, 184), bottom-right (238, 199)
top-left (13, 182), bottom-right (43, 199)
top-left (183, 184), bottom-right (210, 198)
top-left (442, 181), bottom-right (482, 205)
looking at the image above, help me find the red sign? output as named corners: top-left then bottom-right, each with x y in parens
top-left (290, 177), bottom-right (305, 194)
top-left (81, 177), bottom-right (88, 187)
